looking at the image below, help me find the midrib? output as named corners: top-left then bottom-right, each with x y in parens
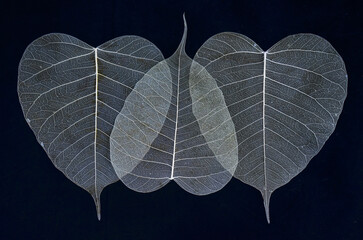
top-left (94, 48), bottom-right (99, 194)
top-left (170, 49), bottom-right (183, 179)
top-left (262, 51), bottom-right (267, 195)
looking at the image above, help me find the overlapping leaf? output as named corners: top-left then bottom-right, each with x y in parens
top-left (110, 16), bottom-right (238, 195)
top-left (194, 33), bottom-right (347, 222)
top-left (18, 33), bottom-right (164, 219)
top-left (18, 17), bottom-right (347, 222)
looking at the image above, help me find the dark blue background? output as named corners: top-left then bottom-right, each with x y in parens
top-left (1, 0), bottom-right (362, 239)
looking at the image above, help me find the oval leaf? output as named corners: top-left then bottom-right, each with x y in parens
top-left (110, 15), bottom-right (238, 195)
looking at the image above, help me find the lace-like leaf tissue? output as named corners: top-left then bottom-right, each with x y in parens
top-left (18, 15), bottom-right (347, 222)
top-left (18, 33), bottom-right (164, 219)
top-left (194, 33), bottom-right (347, 222)
top-left (110, 15), bottom-right (238, 195)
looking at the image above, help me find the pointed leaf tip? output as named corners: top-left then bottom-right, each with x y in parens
top-left (183, 13), bottom-right (187, 28)
top-left (175, 14), bottom-right (188, 54)
top-left (97, 210), bottom-right (101, 221)
top-left (262, 189), bottom-right (271, 224)
top-left (264, 203), bottom-right (270, 224)
top-left (93, 195), bottom-right (101, 221)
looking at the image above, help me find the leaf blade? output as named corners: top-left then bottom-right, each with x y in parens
top-left (18, 33), bottom-right (164, 219)
top-left (110, 16), bottom-right (238, 195)
top-left (194, 33), bottom-right (347, 222)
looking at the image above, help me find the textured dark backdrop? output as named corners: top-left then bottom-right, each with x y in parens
top-left (1, 0), bottom-right (362, 239)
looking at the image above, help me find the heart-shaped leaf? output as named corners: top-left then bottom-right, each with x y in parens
top-left (194, 33), bottom-right (347, 222)
top-left (18, 33), bottom-right (163, 219)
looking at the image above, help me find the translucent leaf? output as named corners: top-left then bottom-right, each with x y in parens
top-left (110, 15), bottom-right (238, 195)
top-left (194, 32), bottom-right (348, 222)
top-left (19, 17), bottom-right (348, 222)
top-left (18, 33), bottom-right (164, 219)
